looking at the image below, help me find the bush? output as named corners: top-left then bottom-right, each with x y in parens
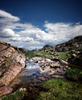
top-left (65, 68), bottom-right (82, 81)
top-left (2, 89), bottom-right (26, 100)
top-left (37, 79), bottom-right (82, 100)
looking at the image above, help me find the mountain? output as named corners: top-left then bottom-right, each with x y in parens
top-left (55, 36), bottom-right (82, 52)
top-left (40, 36), bottom-right (82, 52)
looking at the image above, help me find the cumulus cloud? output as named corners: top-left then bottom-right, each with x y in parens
top-left (44, 22), bottom-right (82, 44)
top-left (0, 10), bottom-right (20, 21)
top-left (1, 28), bottom-right (20, 38)
top-left (0, 10), bottom-right (82, 50)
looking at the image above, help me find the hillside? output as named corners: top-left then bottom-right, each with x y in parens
top-left (0, 42), bottom-right (26, 96)
top-left (55, 36), bottom-right (82, 52)
top-left (26, 36), bottom-right (82, 61)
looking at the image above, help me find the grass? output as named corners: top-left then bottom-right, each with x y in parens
top-left (3, 79), bottom-right (82, 100)
top-left (37, 79), bottom-right (82, 100)
top-left (34, 50), bottom-right (54, 59)
top-left (2, 89), bottom-right (26, 100)
top-left (65, 67), bottom-right (82, 81)
top-left (57, 51), bottom-right (71, 61)
top-left (26, 51), bottom-right (36, 58)
top-left (26, 50), bottom-right (71, 61)
top-left (26, 50), bottom-right (55, 59)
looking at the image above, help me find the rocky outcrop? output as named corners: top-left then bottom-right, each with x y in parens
top-left (55, 36), bottom-right (82, 52)
top-left (0, 86), bottom-right (13, 97)
top-left (0, 42), bottom-right (26, 96)
top-left (68, 51), bottom-right (82, 69)
top-left (41, 36), bottom-right (82, 52)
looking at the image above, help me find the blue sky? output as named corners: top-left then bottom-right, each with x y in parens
top-left (0, 0), bottom-right (82, 26)
top-left (0, 0), bottom-right (82, 50)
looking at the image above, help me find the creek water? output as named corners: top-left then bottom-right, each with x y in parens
top-left (23, 60), bottom-right (41, 77)
top-left (18, 59), bottom-right (49, 84)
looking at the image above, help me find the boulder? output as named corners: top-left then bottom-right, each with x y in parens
top-left (0, 86), bottom-right (13, 97)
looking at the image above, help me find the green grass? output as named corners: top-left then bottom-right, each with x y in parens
top-left (65, 68), bottom-right (82, 81)
top-left (2, 89), bottom-right (26, 100)
top-left (57, 51), bottom-right (71, 61)
top-left (34, 50), bottom-right (54, 59)
top-left (37, 79), bottom-right (82, 100)
top-left (26, 50), bottom-right (71, 61)
top-left (26, 51), bottom-right (36, 58)
top-left (26, 50), bottom-right (55, 59)
top-left (2, 79), bottom-right (82, 100)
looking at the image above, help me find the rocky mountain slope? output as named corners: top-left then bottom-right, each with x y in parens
top-left (41, 36), bottom-right (82, 52)
top-left (0, 42), bottom-right (26, 96)
top-left (55, 36), bottom-right (82, 52)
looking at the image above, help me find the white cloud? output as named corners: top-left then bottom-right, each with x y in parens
top-left (0, 10), bottom-right (82, 50)
top-left (0, 10), bottom-right (20, 21)
top-left (44, 22), bottom-right (82, 43)
top-left (1, 28), bottom-right (16, 37)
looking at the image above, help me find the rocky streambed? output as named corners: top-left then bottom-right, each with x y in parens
top-left (11, 57), bottom-right (69, 88)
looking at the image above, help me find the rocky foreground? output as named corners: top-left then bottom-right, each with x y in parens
top-left (0, 42), bottom-right (26, 96)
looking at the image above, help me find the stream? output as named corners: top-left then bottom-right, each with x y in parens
top-left (12, 57), bottom-right (65, 86)
top-left (19, 59), bottom-right (45, 80)
top-left (25, 60), bottom-right (41, 77)
top-left (17, 59), bottom-right (49, 84)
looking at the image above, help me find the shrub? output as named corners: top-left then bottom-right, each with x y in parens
top-left (65, 68), bottom-right (82, 81)
top-left (37, 79), bottom-right (82, 100)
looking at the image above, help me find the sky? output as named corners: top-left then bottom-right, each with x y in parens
top-left (0, 0), bottom-right (82, 50)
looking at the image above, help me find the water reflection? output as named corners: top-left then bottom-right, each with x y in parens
top-left (26, 60), bottom-right (40, 70)
top-left (23, 60), bottom-right (41, 77)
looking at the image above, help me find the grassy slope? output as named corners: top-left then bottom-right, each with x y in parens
top-left (37, 79), bottom-right (82, 100)
top-left (26, 49), bottom-right (71, 61)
